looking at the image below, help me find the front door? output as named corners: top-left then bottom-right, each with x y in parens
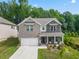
top-left (41, 37), bottom-right (47, 45)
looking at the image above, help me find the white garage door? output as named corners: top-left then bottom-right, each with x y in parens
top-left (21, 38), bottom-right (38, 46)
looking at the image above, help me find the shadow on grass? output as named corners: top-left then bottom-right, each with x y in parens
top-left (68, 42), bottom-right (79, 51)
top-left (0, 37), bottom-right (20, 47)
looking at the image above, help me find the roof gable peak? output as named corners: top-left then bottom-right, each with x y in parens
top-left (18, 17), bottom-right (62, 26)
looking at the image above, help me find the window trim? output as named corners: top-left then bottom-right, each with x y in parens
top-left (26, 25), bottom-right (33, 32)
top-left (40, 26), bottom-right (46, 32)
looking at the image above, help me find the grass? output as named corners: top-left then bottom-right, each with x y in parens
top-left (38, 46), bottom-right (79, 59)
top-left (0, 37), bottom-right (20, 59)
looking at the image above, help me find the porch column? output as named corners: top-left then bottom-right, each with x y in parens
top-left (62, 36), bottom-right (64, 43)
top-left (54, 36), bottom-right (56, 44)
top-left (47, 37), bottom-right (48, 44)
top-left (38, 37), bottom-right (41, 46)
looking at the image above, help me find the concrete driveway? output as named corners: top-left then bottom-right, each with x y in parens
top-left (10, 46), bottom-right (38, 59)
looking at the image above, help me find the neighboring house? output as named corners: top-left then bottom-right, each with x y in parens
top-left (0, 17), bottom-right (17, 41)
top-left (18, 17), bottom-right (64, 46)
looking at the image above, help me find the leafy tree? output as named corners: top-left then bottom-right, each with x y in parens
top-left (0, 0), bottom-right (30, 24)
top-left (74, 15), bottom-right (79, 33)
top-left (63, 11), bottom-right (75, 32)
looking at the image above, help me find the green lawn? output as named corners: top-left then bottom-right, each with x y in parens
top-left (0, 37), bottom-right (19, 59)
top-left (38, 46), bottom-right (79, 59)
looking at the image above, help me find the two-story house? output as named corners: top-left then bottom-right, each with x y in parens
top-left (18, 17), bottom-right (64, 46)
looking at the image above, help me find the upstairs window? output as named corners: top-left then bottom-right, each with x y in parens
top-left (26, 25), bottom-right (33, 32)
top-left (50, 26), bottom-right (56, 32)
top-left (40, 26), bottom-right (46, 32)
top-left (50, 26), bottom-right (53, 32)
top-left (42, 27), bottom-right (45, 30)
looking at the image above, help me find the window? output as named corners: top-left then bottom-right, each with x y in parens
top-left (57, 25), bottom-right (61, 32)
top-left (11, 26), bottom-right (15, 29)
top-left (26, 25), bottom-right (33, 32)
top-left (50, 26), bottom-right (53, 32)
top-left (56, 37), bottom-right (62, 44)
top-left (50, 26), bottom-right (56, 32)
top-left (42, 27), bottom-right (45, 30)
top-left (54, 26), bottom-right (56, 32)
top-left (40, 26), bottom-right (46, 32)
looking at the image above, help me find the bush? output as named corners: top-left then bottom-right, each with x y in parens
top-left (58, 43), bottom-right (65, 49)
top-left (65, 32), bottom-right (79, 37)
top-left (47, 43), bottom-right (54, 50)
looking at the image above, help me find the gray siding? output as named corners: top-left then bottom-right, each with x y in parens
top-left (19, 21), bottom-right (40, 38)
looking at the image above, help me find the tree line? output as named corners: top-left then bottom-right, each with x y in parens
top-left (0, 0), bottom-right (79, 33)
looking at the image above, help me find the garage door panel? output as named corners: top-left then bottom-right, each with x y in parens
top-left (21, 38), bottom-right (38, 46)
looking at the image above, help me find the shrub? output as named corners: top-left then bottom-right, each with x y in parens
top-left (47, 43), bottom-right (54, 50)
top-left (65, 32), bottom-right (79, 37)
top-left (58, 43), bottom-right (65, 49)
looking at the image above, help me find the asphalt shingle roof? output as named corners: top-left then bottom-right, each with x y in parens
top-left (33, 18), bottom-right (61, 25)
top-left (18, 17), bottom-right (62, 25)
top-left (0, 17), bottom-right (15, 25)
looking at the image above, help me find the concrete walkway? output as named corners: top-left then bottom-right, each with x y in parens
top-left (10, 46), bottom-right (38, 59)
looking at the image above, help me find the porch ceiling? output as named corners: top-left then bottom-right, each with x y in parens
top-left (39, 32), bottom-right (64, 37)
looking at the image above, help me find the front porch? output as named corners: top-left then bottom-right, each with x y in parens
top-left (38, 36), bottom-right (64, 45)
top-left (38, 32), bottom-right (64, 46)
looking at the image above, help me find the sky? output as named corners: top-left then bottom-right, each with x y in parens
top-left (0, 0), bottom-right (79, 14)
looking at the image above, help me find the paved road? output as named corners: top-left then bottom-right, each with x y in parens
top-left (10, 46), bottom-right (38, 59)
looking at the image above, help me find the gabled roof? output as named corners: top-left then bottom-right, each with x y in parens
top-left (18, 16), bottom-right (62, 26)
top-left (34, 18), bottom-right (62, 25)
top-left (0, 17), bottom-right (15, 25)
